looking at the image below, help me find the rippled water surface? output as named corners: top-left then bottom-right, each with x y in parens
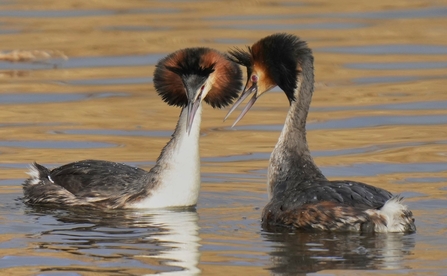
top-left (1, 0), bottom-right (447, 275)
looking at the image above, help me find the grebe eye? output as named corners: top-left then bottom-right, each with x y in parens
top-left (251, 75), bottom-right (258, 82)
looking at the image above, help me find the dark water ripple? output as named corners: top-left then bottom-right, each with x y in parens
top-left (215, 22), bottom-right (369, 31)
top-left (0, 53), bottom-right (166, 70)
top-left (0, 204), bottom-right (200, 274)
top-left (353, 75), bottom-right (446, 85)
top-left (207, 7), bottom-right (447, 20)
top-left (0, 140), bottom-right (114, 149)
top-left (57, 129), bottom-right (171, 138)
top-left (325, 7), bottom-right (447, 19)
top-left (320, 162), bottom-right (447, 178)
top-left (203, 140), bottom-right (447, 163)
top-left (318, 45), bottom-right (447, 55)
top-left (250, 162), bottom-right (447, 179)
top-left (311, 100), bottom-right (447, 112)
top-left (0, 8), bottom-right (179, 18)
top-left (0, 92), bottom-right (128, 105)
top-left (229, 114), bottom-right (447, 132)
top-left (66, 77), bottom-right (152, 86)
top-left (346, 61), bottom-right (447, 70)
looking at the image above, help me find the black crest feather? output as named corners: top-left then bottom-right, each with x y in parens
top-left (256, 33), bottom-right (312, 102)
top-left (229, 33), bottom-right (312, 103)
top-left (153, 47), bottom-right (243, 108)
top-left (228, 47), bottom-right (252, 68)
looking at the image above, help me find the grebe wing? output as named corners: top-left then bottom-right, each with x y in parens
top-left (277, 179), bottom-right (393, 211)
top-left (49, 160), bottom-right (150, 196)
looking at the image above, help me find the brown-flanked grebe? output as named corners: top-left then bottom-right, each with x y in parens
top-left (225, 33), bottom-right (415, 232)
top-left (23, 47), bottom-right (242, 209)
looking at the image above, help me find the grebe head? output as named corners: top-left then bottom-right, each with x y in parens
top-left (224, 33), bottom-right (312, 126)
top-left (154, 47), bottom-right (242, 134)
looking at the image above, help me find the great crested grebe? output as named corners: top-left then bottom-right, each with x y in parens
top-left (23, 47), bottom-right (242, 209)
top-left (225, 33), bottom-right (415, 232)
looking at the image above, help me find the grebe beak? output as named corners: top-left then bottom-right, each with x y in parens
top-left (186, 94), bottom-right (201, 135)
top-left (185, 82), bottom-right (206, 135)
top-left (224, 82), bottom-right (258, 127)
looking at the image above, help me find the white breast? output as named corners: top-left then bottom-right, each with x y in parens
top-left (130, 106), bottom-right (202, 209)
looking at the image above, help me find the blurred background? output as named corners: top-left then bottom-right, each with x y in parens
top-left (0, 0), bottom-right (446, 275)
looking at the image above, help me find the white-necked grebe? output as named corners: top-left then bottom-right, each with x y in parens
top-left (225, 33), bottom-right (415, 232)
top-left (23, 47), bottom-right (242, 209)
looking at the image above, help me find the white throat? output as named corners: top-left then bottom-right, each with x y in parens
top-left (131, 106), bottom-right (202, 209)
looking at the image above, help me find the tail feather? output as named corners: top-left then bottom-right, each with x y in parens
top-left (24, 162), bottom-right (52, 186)
top-left (367, 195), bottom-right (416, 233)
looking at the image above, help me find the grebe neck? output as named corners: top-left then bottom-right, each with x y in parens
top-left (267, 58), bottom-right (326, 198)
top-left (132, 105), bottom-right (202, 208)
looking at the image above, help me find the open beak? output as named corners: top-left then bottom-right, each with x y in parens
top-left (224, 82), bottom-right (258, 127)
top-left (186, 90), bottom-right (202, 135)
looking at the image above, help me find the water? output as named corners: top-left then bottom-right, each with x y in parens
top-left (1, 0), bottom-right (446, 275)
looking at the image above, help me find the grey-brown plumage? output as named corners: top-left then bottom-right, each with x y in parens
top-left (23, 47), bottom-right (243, 210)
top-left (226, 33), bottom-right (415, 232)
top-left (23, 160), bottom-right (151, 208)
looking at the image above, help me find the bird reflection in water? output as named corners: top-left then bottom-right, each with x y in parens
top-left (140, 209), bottom-right (201, 276)
top-left (263, 227), bottom-right (415, 275)
top-left (24, 207), bottom-right (201, 275)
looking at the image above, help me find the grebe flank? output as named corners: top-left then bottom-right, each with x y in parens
top-left (225, 33), bottom-right (415, 232)
top-left (23, 47), bottom-right (242, 209)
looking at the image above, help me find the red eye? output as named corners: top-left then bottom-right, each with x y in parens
top-left (251, 75), bottom-right (258, 82)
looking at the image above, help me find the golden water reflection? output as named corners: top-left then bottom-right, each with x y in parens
top-left (0, 0), bottom-right (446, 275)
